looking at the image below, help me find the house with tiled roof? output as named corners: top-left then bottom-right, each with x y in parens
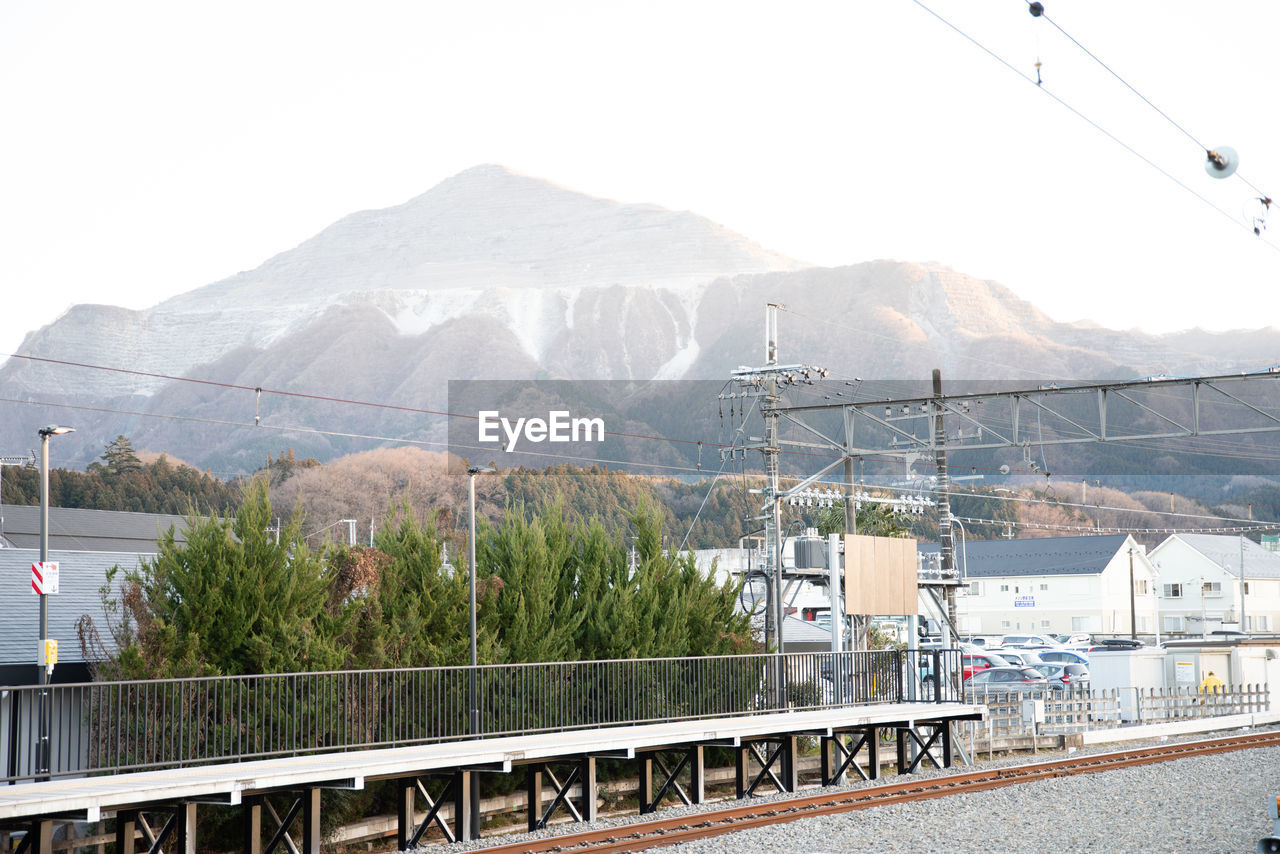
top-left (920, 534), bottom-right (1159, 638)
top-left (1148, 534), bottom-right (1280, 636)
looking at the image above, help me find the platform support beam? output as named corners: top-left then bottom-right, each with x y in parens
top-left (117, 804), bottom-right (196, 854)
top-left (638, 746), bottom-right (704, 814)
top-left (13, 820), bottom-right (52, 854)
top-left (736, 735), bottom-right (797, 798)
top-left (526, 757), bottom-right (596, 832)
top-left (896, 722), bottom-right (951, 774)
top-left (396, 771), bottom-right (471, 848)
top-left (242, 791), bottom-right (319, 854)
top-left (822, 726), bottom-right (878, 784)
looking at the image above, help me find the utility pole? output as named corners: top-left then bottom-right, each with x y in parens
top-left (1128, 546), bottom-right (1137, 640)
top-left (722, 304), bottom-right (827, 658)
top-left (763, 305), bottom-right (784, 656)
top-left (1240, 534), bottom-right (1247, 634)
top-left (932, 370), bottom-right (956, 645)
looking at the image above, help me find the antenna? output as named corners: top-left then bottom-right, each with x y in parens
top-left (0, 453), bottom-right (36, 542)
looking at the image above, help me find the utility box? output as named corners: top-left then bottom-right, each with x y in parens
top-left (1021, 698), bottom-right (1045, 725)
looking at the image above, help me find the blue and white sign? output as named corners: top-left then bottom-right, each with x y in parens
top-left (1013, 595), bottom-right (1035, 608)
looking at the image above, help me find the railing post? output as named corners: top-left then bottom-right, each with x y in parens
top-left (894, 650), bottom-right (903, 703)
top-left (932, 651), bottom-right (942, 704)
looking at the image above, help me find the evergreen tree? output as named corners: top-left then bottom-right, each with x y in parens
top-left (332, 507), bottom-right (478, 669)
top-left (814, 499), bottom-right (912, 538)
top-left (99, 479), bottom-right (341, 678)
top-left (476, 504), bottom-right (583, 663)
top-left (101, 435), bottom-right (142, 473)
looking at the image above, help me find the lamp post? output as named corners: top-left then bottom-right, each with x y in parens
top-left (466, 465), bottom-right (493, 837)
top-left (37, 424), bottom-right (73, 777)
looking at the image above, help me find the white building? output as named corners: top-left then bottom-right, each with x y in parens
top-left (1148, 534), bottom-right (1280, 636)
top-left (923, 534), bottom-right (1160, 638)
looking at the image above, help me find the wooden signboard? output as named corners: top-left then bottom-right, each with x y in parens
top-left (843, 534), bottom-right (918, 616)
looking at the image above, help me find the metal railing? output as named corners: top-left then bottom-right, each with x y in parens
top-left (0, 648), bottom-right (963, 784)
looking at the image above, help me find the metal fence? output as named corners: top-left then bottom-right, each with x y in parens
top-left (1, 648), bottom-right (963, 784)
top-left (1134, 683), bottom-right (1270, 722)
top-left (959, 682), bottom-right (1271, 755)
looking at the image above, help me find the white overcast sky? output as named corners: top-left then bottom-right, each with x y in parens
top-left (2, 1), bottom-right (1279, 360)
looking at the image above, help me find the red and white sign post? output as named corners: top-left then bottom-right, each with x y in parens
top-left (31, 561), bottom-right (60, 595)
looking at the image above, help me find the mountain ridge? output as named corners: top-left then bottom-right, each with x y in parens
top-left (4, 165), bottom-right (1279, 470)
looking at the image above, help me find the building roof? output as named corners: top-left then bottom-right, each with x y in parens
top-left (0, 504), bottom-right (188, 553)
top-left (1164, 534), bottom-right (1280, 579)
top-left (919, 534), bottom-right (1132, 579)
top-left (782, 615), bottom-right (832, 644)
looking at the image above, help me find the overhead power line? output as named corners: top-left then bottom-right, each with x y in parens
top-left (1029, 0), bottom-right (1273, 203)
top-left (910, 0), bottom-right (1280, 253)
top-left (954, 515), bottom-right (1280, 536)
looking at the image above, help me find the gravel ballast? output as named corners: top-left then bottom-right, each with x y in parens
top-left (665, 743), bottom-right (1280, 854)
top-left (428, 730), bottom-right (1280, 854)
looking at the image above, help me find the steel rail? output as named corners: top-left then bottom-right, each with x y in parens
top-left (465, 730), bottom-right (1280, 853)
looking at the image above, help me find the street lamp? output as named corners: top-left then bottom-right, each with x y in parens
top-left (466, 465), bottom-right (493, 837)
top-left (37, 424), bottom-right (73, 777)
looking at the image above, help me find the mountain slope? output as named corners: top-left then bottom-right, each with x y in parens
top-left (4, 165), bottom-right (1279, 470)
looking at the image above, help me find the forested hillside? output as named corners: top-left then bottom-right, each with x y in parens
top-left (0, 435), bottom-right (239, 514)
top-left (7, 434), bottom-right (1274, 550)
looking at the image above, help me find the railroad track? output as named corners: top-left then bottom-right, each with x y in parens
top-left (465, 730), bottom-right (1280, 853)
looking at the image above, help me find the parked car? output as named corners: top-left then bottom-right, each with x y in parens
top-left (1030, 662), bottom-right (1091, 691)
top-left (962, 651), bottom-right (1011, 679)
top-left (1050, 633), bottom-right (1092, 646)
top-left (1077, 638), bottom-right (1145, 652)
top-left (1037, 649), bottom-right (1089, 666)
top-left (991, 648), bottom-right (1046, 667)
top-left (998, 634), bottom-right (1063, 648)
top-left (964, 666), bottom-right (1051, 695)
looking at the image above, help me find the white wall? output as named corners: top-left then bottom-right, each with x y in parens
top-left (956, 537), bottom-right (1158, 636)
top-left (1089, 649), bottom-right (1168, 721)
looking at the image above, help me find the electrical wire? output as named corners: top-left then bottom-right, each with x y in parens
top-left (954, 515), bottom-right (1280, 536)
top-left (1031, 1), bottom-right (1274, 202)
top-left (0, 395), bottom-right (720, 478)
top-left (10, 353), bottom-right (1280, 526)
top-left (2, 353), bottom-right (737, 454)
top-left (909, 0), bottom-right (1280, 254)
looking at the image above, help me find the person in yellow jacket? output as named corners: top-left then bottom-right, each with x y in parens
top-left (1198, 670), bottom-right (1225, 693)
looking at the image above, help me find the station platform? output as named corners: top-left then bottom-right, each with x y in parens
top-left (0, 701), bottom-right (982, 853)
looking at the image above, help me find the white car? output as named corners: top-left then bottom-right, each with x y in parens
top-left (998, 633), bottom-right (1062, 648)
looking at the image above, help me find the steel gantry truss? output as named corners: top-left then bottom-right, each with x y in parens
top-left (738, 366), bottom-right (1280, 651)
top-left (770, 370), bottom-right (1280, 530)
top-left (774, 371), bottom-right (1280, 468)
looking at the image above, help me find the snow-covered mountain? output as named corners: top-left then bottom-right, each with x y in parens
top-left (3, 164), bottom-right (1277, 470)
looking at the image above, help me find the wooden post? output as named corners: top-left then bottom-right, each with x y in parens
top-left (638, 754), bottom-right (655, 813)
top-left (116, 811), bottom-right (138, 854)
top-left (242, 796), bottom-right (262, 854)
top-left (396, 781), bottom-right (414, 852)
top-left (455, 770), bottom-right (473, 843)
top-left (301, 790), bottom-right (320, 854)
top-left (175, 803), bottom-right (197, 854)
top-left (527, 765), bottom-right (543, 832)
top-left (689, 745), bottom-right (705, 804)
top-left (579, 756), bottom-right (597, 822)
